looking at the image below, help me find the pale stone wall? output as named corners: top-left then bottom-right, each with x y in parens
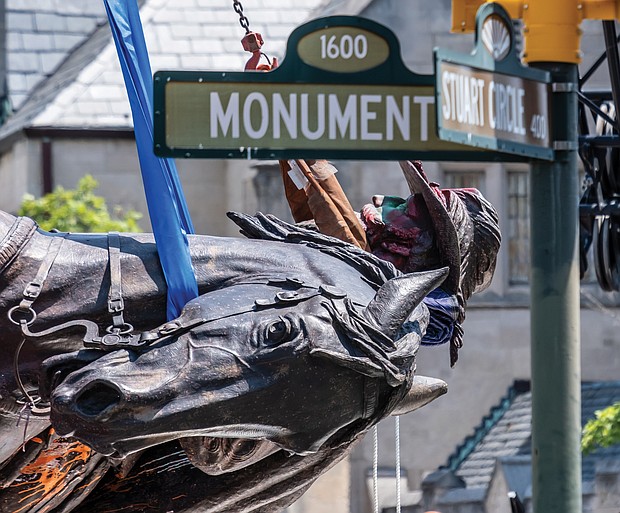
top-left (51, 138), bottom-right (147, 216)
top-left (485, 467), bottom-right (512, 513)
top-left (287, 458), bottom-right (351, 513)
top-left (594, 459), bottom-right (620, 513)
top-left (0, 137), bottom-right (257, 237)
top-left (0, 138), bottom-right (42, 213)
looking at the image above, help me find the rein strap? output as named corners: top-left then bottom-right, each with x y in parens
top-left (9, 235), bottom-right (66, 416)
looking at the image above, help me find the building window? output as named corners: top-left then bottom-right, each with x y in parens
top-left (444, 171), bottom-right (485, 195)
top-left (507, 171), bottom-right (530, 284)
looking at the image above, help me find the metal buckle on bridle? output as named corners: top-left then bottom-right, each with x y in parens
top-left (106, 232), bottom-right (133, 334)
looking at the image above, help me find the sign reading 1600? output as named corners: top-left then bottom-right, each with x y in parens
top-left (298, 26), bottom-right (390, 73)
top-left (319, 33), bottom-right (368, 60)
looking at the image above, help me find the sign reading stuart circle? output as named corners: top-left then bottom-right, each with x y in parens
top-left (435, 3), bottom-right (553, 160)
top-left (154, 16), bottom-right (526, 162)
top-left (438, 62), bottom-right (550, 149)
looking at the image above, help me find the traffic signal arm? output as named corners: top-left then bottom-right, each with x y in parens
top-left (451, 0), bottom-right (485, 32)
top-left (451, 0), bottom-right (620, 63)
top-left (582, 0), bottom-right (620, 20)
top-left (451, 0), bottom-right (521, 32)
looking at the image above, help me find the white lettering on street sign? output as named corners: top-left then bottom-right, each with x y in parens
top-left (165, 83), bottom-right (446, 151)
top-left (437, 61), bottom-right (550, 148)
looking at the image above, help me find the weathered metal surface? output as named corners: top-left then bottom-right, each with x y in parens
top-left (0, 208), bottom-right (450, 512)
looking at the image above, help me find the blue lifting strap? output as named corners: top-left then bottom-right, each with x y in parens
top-left (103, 0), bottom-right (199, 319)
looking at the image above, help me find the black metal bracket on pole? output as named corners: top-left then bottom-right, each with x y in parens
top-left (603, 21), bottom-right (620, 134)
top-left (577, 22), bottom-right (620, 293)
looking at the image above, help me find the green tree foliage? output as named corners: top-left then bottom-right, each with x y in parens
top-left (18, 175), bottom-right (142, 233)
top-left (582, 401), bottom-right (620, 455)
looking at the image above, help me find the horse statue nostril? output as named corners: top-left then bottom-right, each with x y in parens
top-left (40, 349), bottom-right (105, 400)
top-left (74, 382), bottom-right (122, 418)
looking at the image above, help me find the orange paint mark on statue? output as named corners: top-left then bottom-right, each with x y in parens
top-left (10, 437), bottom-right (92, 511)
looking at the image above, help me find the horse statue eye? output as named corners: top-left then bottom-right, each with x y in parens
top-left (264, 317), bottom-right (291, 345)
top-left (230, 439), bottom-right (256, 458)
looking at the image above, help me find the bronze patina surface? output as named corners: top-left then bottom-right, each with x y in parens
top-left (0, 209), bottom-right (449, 513)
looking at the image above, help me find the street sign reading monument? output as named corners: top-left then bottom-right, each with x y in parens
top-left (435, 3), bottom-right (553, 160)
top-left (154, 16), bottom-right (526, 162)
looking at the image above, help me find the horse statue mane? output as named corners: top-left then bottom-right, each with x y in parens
top-left (228, 211), bottom-right (400, 289)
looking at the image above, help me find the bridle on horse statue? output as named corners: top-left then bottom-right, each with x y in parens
top-left (7, 232), bottom-right (130, 415)
top-left (8, 230), bottom-right (355, 416)
top-left (9, 233), bottom-right (142, 351)
top-left (8, 231), bottom-right (154, 415)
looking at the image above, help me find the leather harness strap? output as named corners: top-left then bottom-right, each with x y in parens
top-left (8, 235), bottom-right (67, 325)
top-left (107, 232), bottom-right (131, 333)
top-left (8, 232), bottom-right (133, 414)
top-left (9, 235), bottom-right (66, 416)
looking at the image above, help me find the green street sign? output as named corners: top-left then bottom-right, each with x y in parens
top-left (434, 3), bottom-right (553, 161)
top-left (153, 16), bottom-right (526, 162)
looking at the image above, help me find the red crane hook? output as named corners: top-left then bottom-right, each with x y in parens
top-left (241, 31), bottom-right (278, 71)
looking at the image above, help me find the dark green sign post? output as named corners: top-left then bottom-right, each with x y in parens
top-left (436, 4), bottom-right (581, 513)
top-left (529, 62), bottom-right (581, 513)
top-left (154, 16), bottom-right (525, 162)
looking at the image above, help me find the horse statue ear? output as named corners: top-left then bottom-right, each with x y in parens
top-left (363, 267), bottom-right (449, 340)
top-left (391, 375), bottom-right (448, 416)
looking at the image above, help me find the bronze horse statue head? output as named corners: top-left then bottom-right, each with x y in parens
top-left (0, 210), bottom-right (448, 512)
top-left (48, 270), bottom-right (444, 459)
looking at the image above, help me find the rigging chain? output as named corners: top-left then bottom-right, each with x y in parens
top-left (232, 0), bottom-right (251, 34)
top-left (233, 1), bottom-right (277, 71)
